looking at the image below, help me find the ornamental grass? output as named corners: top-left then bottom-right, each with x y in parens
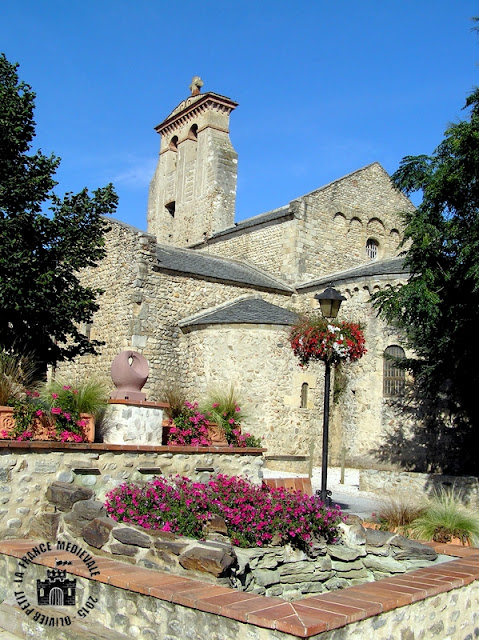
top-left (410, 488), bottom-right (479, 546)
top-left (105, 474), bottom-right (343, 551)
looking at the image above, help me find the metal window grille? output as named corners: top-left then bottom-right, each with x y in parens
top-left (383, 345), bottom-right (405, 396)
top-left (366, 239), bottom-right (378, 259)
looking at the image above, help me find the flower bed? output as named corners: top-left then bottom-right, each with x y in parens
top-left (166, 401), bottom-right (261, 448)
top-left (105, 474), bottom-right (342, 550)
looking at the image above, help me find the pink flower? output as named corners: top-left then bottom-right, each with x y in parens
top-left (35, 410), bottom-right (43, 417)
top-left (63, 413), bottom-right (71, 421)
top-left (63, 385), bottom-right (71, 390)
top-left (212, 403), bottom-right (220, 408)
top-left (51, 407), bottom-right (62, 415)
top-left (32, 391), bottom-right (40, 398)
top-left (51, 393), bottom-right (58, 399)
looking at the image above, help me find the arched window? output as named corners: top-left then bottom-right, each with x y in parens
top-left (169, 136), bottom-right (178, 151)
top-left (383, 346), bottom-right (405, 396)
top-left (366, 238), bottom-right (379, 260)
top-left (188, 124), bottom-right (198, 140)
top-left (300, 382), bottom-right (308, 408)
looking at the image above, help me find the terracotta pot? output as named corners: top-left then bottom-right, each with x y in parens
top-left (0, 406), bottom-right (94, 443)
top-left (206, 421), bottom-right (228, 447)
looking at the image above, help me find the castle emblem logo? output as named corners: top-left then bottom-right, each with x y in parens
top-left (37, 561), bottom-right (77, 606)
top-left (13, 540), bottom-right (100, 627)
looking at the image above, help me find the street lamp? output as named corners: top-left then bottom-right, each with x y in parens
top-left (314, 285), bottom-right (346, 505)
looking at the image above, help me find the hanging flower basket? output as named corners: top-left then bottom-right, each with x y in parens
top-left (290, 317), bottom-right (367, 366)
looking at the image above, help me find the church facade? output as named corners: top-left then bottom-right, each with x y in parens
top-left (59, 81), bottom-right (415, 469)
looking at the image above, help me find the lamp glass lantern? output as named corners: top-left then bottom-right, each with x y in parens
top-left (314, 286), bottom-right (347, 319)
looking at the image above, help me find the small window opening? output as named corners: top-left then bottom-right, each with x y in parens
top-left (165, 201), bottom-right (176, 217)
top-left (300, 382), bottom-right (309, 408)
top-left (366, 238), bottom-right (379, 260)
top-left (82, 322), bottom-right (92, 340)
top-left (169, 136), bottom-right (178, 151)
top-left (383, 345), bottom-right (406, 396)
top-left (188, 124), bottom-right (198, 140)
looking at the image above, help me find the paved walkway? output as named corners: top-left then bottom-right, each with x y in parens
top-left (263, 466), bottom-right (380, 519)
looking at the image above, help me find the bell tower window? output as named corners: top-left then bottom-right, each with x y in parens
top-left (165, 201), bottom-right (176, 217)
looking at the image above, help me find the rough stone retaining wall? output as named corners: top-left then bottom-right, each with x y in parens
top-left (359, 469), bottom-right (479, 508)
top-left (12, 467), bottom-right (444, 603)
top-left (0, 444), bottom-right (263, 540)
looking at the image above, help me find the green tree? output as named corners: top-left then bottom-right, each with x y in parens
top-left (0, 53), bottom-right (118, 368)
top-left (372, 84), bottom-right (479, 430)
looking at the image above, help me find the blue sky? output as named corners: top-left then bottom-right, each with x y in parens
top-left (1, 1), bottom-right (478, 229)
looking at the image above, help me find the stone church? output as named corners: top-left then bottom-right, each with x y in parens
top-left (59, 79), bottom-right (415, 469)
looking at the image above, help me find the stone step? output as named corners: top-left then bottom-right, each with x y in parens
top-left (0, 601), bottom-right (130, 640)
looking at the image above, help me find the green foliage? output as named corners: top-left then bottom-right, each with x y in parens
top-left (0, 54), bottom-right (118, 368)
top-left (201, 385), bottom-right (261, 447)
top-left (42, 378), bottom-right (108, 419)
top-left (410, 489), bottom-right (479, 545)
top-left (374, 494), bottom-right (426, 534)
top-left (372, 79), bottom-right (479, 430)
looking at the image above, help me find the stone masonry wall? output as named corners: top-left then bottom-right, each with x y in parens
top-left (196, 215), bottom-right (298, 285)
top-left (0, 549), bottom-right (477, 640)
top-left (198, 163), bottom-right (413, 286)
top-left (180, 324), bottom-right (322, 460)
top-left (294, 163), bottom-right (414, 283)
top-left (0, 447), bottom-right (263, 540)
top-left (360, 469), bottom-right (479, 508)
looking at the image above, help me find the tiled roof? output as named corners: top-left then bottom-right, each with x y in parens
top-left (179, 297), bottom-right (299, 328)
top-left (297, 257), bottom-right (409, 291)
top-left (155, 245), bottom-right (294, 293)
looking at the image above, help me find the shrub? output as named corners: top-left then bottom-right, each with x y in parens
top-left (374, 494), bottom-right (426, 533)
top-left (105, 474), bottom-right (343, 551)
top-left (161, 385), bottom-right (188, 420)
top-left (201, 385), bottom-right (261, 448)
top-left (167, 402), bottom-right (211, 446)
top-left (42, 378), bottom-right (108, 419)
top-left (410, 488), bottom-right (479, 545)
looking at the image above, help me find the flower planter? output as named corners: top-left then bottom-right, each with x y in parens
top-left (162, 419), bottom-right (228, 447)
top-left (0, 406), bottom-right (94, 443)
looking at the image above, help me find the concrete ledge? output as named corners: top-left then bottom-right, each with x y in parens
top-left (0, 441), bottom-right (265, 454)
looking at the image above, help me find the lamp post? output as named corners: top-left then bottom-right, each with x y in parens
top-left (314, 285), bottom-right (346, 505)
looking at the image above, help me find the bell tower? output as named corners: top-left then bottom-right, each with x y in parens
top-left (147, 77), bottom-right (238, 246)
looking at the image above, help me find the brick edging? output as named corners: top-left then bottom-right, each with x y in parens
top-left (1, 539), bottom-right (478, 638)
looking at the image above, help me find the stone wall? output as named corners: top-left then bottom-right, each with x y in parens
top-left (196, 213), bottom-right (299, 285)
top-left (0, 445), bottom-right (263, 540)
top-left (199, 163), bottom-right (413, 285)
top-left (1, 535), bottom-right (477, 640)
top-left (360, 469), bottom-right (479, 508)
top-left (31, 480), bottom-right (442, 603)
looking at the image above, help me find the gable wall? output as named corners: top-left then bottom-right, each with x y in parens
top-left (294, 164), bottom-right (413, 282)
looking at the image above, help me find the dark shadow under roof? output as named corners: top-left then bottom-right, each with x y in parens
top-left (179, 297), bottom-right (299, 329)
top-left (297, 257), bottom-right (409, 291)
top-left (155, 245), bottom-right (294, 294)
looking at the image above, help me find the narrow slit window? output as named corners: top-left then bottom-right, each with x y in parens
top-left (300, 382), bottom-right (309, 408)
top-left (165, 201), bottom-right (176, 217)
